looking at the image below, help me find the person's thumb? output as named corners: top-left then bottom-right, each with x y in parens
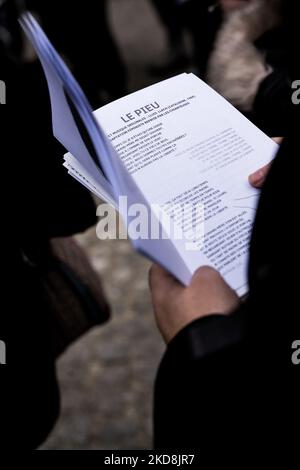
top-left (249, 163), bottom-right (271, 188)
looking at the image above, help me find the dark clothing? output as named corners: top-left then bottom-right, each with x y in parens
top-left (253, 69), bottom-right (295, 136)
top-left (182, 0), bottom-right (222, 78)
top-left (0, 3), bottom-right (97, 449)
top-left (27, 0), bottom-right (127, 107)
top-left (0, 240), bottom-right (60, 450)
top-left (151, 0), bottom-right (221, 77)
top-left (253, 0), bottom-right (300, 135)
top-left (154, 129), bottom-right (300, 451)
top-left (151, 0), bottom-right (184, 47)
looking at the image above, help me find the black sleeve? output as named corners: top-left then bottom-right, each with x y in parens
top-left (154, 309), bottom-right (249, 450)
top-left (253, 70), bottom-right (294, 136)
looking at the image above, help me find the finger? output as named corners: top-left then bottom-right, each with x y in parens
top-left (248, 163), bottom-right (272, 188)
top-left (272, 137), bottom-right (283, 145)
top-left (192, 265), bottom-right (221, 283)
top-left (149, 264), bottom-right (179, 291)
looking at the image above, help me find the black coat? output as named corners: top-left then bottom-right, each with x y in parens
top-left (154, 126), bottom-right (300, 452)
top-left (253, 0), bottom-right (300, 135)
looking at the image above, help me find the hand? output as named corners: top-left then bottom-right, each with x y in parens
top-left (248, 137), bottom-right (283, 188)
top-left (149, 265), bottom-right (240, 344)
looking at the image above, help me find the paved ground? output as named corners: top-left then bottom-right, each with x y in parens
top-left (42, 0), bottom-right (170, 450)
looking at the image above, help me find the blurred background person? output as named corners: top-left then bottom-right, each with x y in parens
top-left (150, 0), bottom-right (188, 72)
top-left (150, 0), bottom-right (223, 78)
top-left (180, 0), bottom-right (223, 78)
top-left (28, 0), bottom-right (127, 108)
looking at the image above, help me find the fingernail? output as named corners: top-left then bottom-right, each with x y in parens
top-left (249, 170), bottom-right (264, 186)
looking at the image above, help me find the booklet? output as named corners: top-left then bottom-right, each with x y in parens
top-left (21, 13), bottom-right (278, 296)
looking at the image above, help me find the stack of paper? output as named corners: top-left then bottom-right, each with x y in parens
top-left (21, 13), bottom-right (278, 295)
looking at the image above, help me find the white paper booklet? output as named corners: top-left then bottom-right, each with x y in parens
top-left (21, 13), bottom-right (278, 296)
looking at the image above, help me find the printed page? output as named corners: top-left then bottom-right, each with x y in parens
top-left (93, 73), bottom-right (278, 295)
